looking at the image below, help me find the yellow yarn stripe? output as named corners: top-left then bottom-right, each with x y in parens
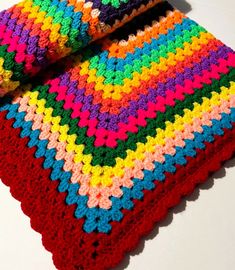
top-left (14, 81), bottom-right (235, 186)
top-left (79, 32), bottom-right (214, 100)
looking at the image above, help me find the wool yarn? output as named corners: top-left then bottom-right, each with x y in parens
top-left (0, 1), bottom-right (235, 270)
top-left (0, 0), bottom-right (161, 96)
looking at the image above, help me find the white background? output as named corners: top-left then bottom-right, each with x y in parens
top-left (0, 0), bottom-right (235, 269)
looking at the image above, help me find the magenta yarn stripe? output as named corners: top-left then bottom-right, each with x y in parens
top-left (47, 44), bottom-right (232, 133)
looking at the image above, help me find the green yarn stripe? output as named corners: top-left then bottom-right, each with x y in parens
top-left (101, 0), bottom-right (129, 8)
top-left (0, 45), bottom-right (29, 82)
top-left (32, 0), bottom-right (88, 51)
top-left (88, 23), bottom-right (206, 86)
top-left (31, 67), bottom-right (235, 166)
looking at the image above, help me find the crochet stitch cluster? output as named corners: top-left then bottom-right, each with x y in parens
top-left (0, 1), bottom-right (235, 270)
top-left (0, 0), bottom-right (161, 95)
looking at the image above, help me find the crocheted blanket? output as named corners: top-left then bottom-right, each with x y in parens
top-left (0, 1), bottom-right (234, 269)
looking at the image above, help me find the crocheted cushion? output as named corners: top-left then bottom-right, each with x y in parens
top-left (0, 1), bottom-right (235, 270)
top-left (0, 0), bottom-right (161, 95)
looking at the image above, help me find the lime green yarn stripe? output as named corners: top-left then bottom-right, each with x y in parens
top-left (32, 0), bottom-right (83, 49)
top-left (87, 24), bottom-right (206, 86)
top-left (101, 0), bottom-right (129, 8)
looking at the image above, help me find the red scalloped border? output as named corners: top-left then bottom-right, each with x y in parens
top-left (0, 110), bottom-right (235, 270)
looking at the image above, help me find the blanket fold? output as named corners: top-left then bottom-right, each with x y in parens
top-left (0, 0), bottom-right (161, 96)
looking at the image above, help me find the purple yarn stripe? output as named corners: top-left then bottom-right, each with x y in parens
top-left (0, 10), bottom-right (49, 67)
top-left (56, 44), bottom-right (232, 132)
top-left (89, 0), bottom-right (153, 24)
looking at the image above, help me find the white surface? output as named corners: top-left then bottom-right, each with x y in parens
top-left (0, 0), bottom-right (235, 269)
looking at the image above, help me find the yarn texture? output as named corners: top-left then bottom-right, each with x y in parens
top-left (0, 1), bottom-right (235, 269)
top-left (0, 0), bottom-right (161, 95)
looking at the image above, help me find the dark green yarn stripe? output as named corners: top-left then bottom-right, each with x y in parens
top-left (0, 45), bottom-right (29, 82)
top-left (92, 70), bottom-right (235, 166)
top-left (32, 67), bottom-right (235, 166)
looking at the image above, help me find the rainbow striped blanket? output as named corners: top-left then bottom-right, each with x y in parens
top-left (0, 1), bottom-right (234, 269)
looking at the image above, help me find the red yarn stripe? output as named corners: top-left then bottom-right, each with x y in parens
top-left (0, 111), bottom-right (234, 270)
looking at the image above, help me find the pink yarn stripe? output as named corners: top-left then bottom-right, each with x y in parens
top-left (13, 91), bottom-right (235, 208)
top-left (48, 52), bottom-right (235, 148)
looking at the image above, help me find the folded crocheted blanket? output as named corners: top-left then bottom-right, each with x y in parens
top-left (0, 1), bottom-right (234, 270)
top-left (0, 0), bottom-right (161, 95)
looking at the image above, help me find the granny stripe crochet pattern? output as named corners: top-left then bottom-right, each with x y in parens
top-left (0, 0), bottom-right (161, 95)
top-left (0, 1), bottom-right (235, 270)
